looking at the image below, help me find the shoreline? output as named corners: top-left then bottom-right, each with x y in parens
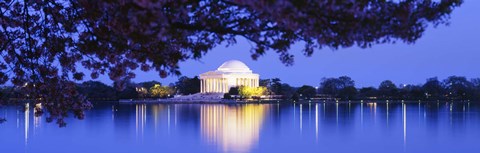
top-left (116, 99), bottom-right (475, 104)
top-left (3, 99), bottom-right (475, 105)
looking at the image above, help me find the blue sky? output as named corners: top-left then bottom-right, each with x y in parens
top-left (94, 0), bottom-right (480, 88)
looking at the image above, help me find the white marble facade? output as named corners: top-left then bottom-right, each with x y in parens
top-left (199, 60), bottom-right (259, 93)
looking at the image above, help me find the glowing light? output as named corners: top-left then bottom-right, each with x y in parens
top-left (135, 104), bottom-right (147, 141)
top-left (386, 103), bottom-right (389, 127)
top-left (200, 105), bottom-right (268, 153)
top-left (315, 104), bottom-right (319, 142)
top-left (336, 103), bottom-right (338, 126)
top-left (239, 86), bottom-right (267, 99)
top-left (300, 104), bottom-right (303, 133)
top-left (25, 103), bottom-right (29, 145)
top-left (403, 103), bottom-right (407, 151)
top-left (200, 60), bottom-right (259, 93)
top-left (361, 103), bottom-right (364, 128)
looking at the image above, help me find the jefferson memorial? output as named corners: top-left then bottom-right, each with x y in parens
top-left (200, 60), bottom-right (259, 93)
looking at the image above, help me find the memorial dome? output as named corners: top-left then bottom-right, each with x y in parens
top-left (216, 60), bottom-right (252, 73)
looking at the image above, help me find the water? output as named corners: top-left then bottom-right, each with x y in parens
top-left (1, 102), bottom-right (480, 153)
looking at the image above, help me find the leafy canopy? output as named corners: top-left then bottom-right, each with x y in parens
top-left (149, 84), bottom-right (174, 98)
top-left (239, 86), bottom-right (267, 99)
top-left (0, 0), bottom-right (463, 126)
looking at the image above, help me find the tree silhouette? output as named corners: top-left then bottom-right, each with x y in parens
top-left (423, 77), bottom-right (444, 100)
top-left (174, 76), bottom-right (200, 95)
top-left (472, 78), bottom-right (480, 100)
top-left (77, 81), bottom-right (116, 100)
top-left (378, 80), bottom-right (398, 99)
top-left (0, 0), bottom-right (463, 126)
top-left (296, 85), bottom-right (316, 100)
top-left (443, 76), bottom-right (474, 100)
top-left (358, 87), bottom-right (378, 99)
top-left (319, 78), bottom-right (341, 96)
top-left (339, 86), bottom-right (358, 100)
top-left (319, 76), bottom-right (356, 99)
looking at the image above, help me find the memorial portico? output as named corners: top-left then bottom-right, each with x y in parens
top-left (199, 60), bottom-right (259, 93)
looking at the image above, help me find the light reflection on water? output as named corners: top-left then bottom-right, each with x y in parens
top-left (200, 104), bottom-right (268, 153)
top-left (1, 102), bottom-right (480, 153)
top-left (24, 103), bottom-right (28, 145)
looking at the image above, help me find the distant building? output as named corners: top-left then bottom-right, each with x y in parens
top-left (199, 60), bottom-right (259, 93)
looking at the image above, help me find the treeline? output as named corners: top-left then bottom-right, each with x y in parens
top-left (0, 76), bottom-right (201, 101)
top-left (260, 76), bottom-right (480, 101)
top-left (79, 76), bottom-right (200, 100)
top-left (1, 75), bottom-right (479, 102)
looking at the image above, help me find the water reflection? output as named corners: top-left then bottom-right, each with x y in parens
top-left (315, 104), bottom-right (318, 141)
top-left (403, 103), bottom-right (407, 151)
top-left (200, 104), bottom-right (269, 153)
top-left (300, 104), bottom-right (303, 133)
top-left (33, 104), bottom-right (41, 129)
top-left (136, 104), bottom-right (147, 140)
top-left (2, 102), bottom-right (480, 153)
top-left (25, 103), bottom-right (29, 145)
top-left (21, 103), bottom-right (42, 146)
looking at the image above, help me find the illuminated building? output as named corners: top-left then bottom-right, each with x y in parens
top-left (200, 60), bottom-right (259, 93)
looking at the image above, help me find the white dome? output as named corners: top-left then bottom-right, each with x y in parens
top-left (217, 60), bottom-right (252, 73)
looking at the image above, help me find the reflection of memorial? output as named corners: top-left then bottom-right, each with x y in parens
top-left (200, 104), bottom-right (268, 152)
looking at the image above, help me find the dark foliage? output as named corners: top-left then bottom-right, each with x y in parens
top-left (0, 0), bottom-right (463, 126)
top-left (175, 76), bottom-right (200, 95)
top-left (228, 87), bottom-right (239, 95)
top-left (296, 85), bottom-right (316, 100)
top-left (358, 87), bottom-right (378, 99)
top-left (259, 79), bottom-right (271, 87)
top-left (223, 93), bottom-right (232, 99)
top-left (270, 78), bottom-right (283, 95)
top-left (319, 76), bottom-right (356, 100)
top-left (339, 86), bottom-right (358, 100)
top-left (324, 76), bottom-right (480, 101)
top-left (398, 85), bottom-right (424, 100)
top-left (423, 77), bottom-right (445, 100)
top-left (443, 76), bottom-right (474, 100)
top-left (378, 80), bottom-right (398, 99)
top-left (472, 78), bottom-right (480, 100)
top-left (77, 81), bottom-right (117, 100)
top-left (113, 80), bottom-right (139, 99)
top-left (280, 83), bottom-right (297, 100)
top-left (259, 78), bottom-right (296, 99)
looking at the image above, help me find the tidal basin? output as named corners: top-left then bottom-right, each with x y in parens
top-left (2, 102), bottom-right (480, 153)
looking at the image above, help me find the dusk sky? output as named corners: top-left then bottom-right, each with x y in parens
top-left (93, 0), bottom-right (479, 88)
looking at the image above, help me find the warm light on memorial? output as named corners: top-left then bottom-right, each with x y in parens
top-left (199, 60), bottom-right (260, 93)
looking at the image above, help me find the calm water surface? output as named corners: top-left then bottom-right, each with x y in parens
top-left (1, 102), bottom-right (480, 153)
